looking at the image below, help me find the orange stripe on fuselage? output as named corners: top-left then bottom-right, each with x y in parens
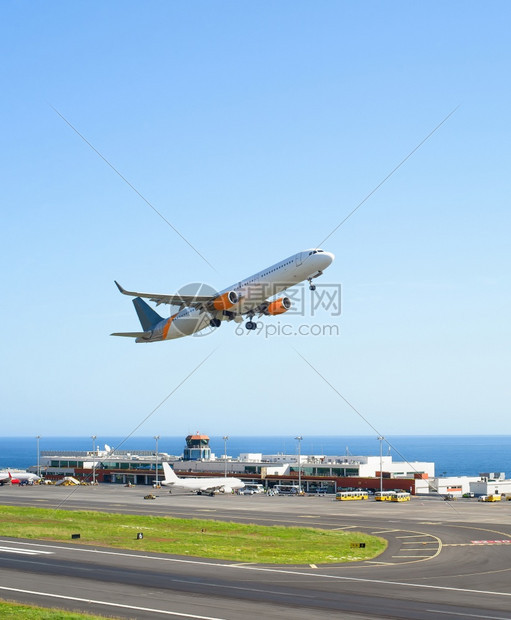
top-left (162, 313), bottom-right (178, 340)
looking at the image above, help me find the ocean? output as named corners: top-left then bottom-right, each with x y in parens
top-left (1, 435), bottom-right (511, 477)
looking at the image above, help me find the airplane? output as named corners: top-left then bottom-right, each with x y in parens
top-left (161, 462), bottom-right (245, 496)
top-left (0, 471), bottom-right (41, 485)
top-left (111, 248), bottom-right (334, 342)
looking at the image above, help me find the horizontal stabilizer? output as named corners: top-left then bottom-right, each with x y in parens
top-left (111, 331), bottom-right (151, 339)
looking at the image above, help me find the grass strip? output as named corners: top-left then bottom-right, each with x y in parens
top-left (0, 598), bottom-right (115, 619)
top-left (0, 505), bottom-right (386, 564)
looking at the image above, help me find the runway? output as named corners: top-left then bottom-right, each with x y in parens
top-left (1, 485), bottom-right (511, 619)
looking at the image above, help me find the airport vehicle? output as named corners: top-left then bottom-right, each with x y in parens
top-left (243, 484), bottom-right (265, 494)
top-left (481, 494), bottom-right (502, 502)
top-left (0, 471), bottom-right (40, 485)
top-left (55, 476), bottom-right (80, 486)
top-left (335, 490), bottom-right (369, 501)
top-left (239, 487), bottom-right (256, 495)
top-left (112, 248), bottom-right (334, 341)
top-left (273, 485), bottom-right (302, 495)
top-left (391, 492), bottom-right (411, 502)
top-left (161, 462), bottom-right (245, 496)
top-left (315, 487), bottom-right (329, 495)
top-left (463, 492), bottom-right (475, 498)
top-left (375, 491), bottom-right (396, 501)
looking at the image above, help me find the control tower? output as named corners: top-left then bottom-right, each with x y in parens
top-left (184, 432), bottom-right (211, 461)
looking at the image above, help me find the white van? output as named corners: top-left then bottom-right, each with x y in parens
top-left (274, 485), bottom-right (302, 495)
top-left (244, 484), bottom-right (264, 494)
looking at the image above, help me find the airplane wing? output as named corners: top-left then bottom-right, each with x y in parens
top-left (114, 281), bottom-right (213, 307)
top-left (110, 331), bottom-right (150, 338)
top-left (199, 484), bottom-right (225, 492)
top-left (114, 281), bottom-right (239, 311)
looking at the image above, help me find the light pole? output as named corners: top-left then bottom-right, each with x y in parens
top-left (223, 435), bottom-right (229, 477)
top-left (36, 435), bottom-right (41, 479)
top-left (295, 436), bottom-right (303, 493)
top-left (154, 435), bottom-right (160, 487)
top-left (91, 435), bottom-right (97, 485)
top-left (377, 436), bottom-right (384, 493)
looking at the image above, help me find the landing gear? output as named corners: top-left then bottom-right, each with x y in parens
top-left (245, 320), bottom-right (257, 330)
top-left (209, 318), bottom-right (221, 328)
top-left (307, 278), bottom-right (316, 291)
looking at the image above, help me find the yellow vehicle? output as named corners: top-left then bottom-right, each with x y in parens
top-left (486, 494), bottom-right (502, 502)
top-left (335, 490), bottom-right (369, 501)
top-left (375, 491), bottom-right (395, 501)
top-left (391, 492), bottom-right (411, 502)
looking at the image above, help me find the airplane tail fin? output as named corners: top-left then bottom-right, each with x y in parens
top-left (162, 462), bottom-right (178, 484)
top-left (133, 297), bottom-right (164, 331)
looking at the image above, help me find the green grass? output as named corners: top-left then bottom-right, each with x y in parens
top-left (0, 505), bottom-right (386, 564)
top-left (0, 599), bottom-right (116, 618)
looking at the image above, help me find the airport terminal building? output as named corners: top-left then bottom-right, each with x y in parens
top-left (29, 434), bottom-right (437, 494)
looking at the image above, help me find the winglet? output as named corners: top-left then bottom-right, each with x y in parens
top-left (114, 280), bottom-right (127, 295)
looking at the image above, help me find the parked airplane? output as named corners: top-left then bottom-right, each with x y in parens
top-left (112, 248), bottom-right (334, 341)
top-left (0, 471), bottom-right (40, 485)
top-left (161, 462), bottom-right (245, 496)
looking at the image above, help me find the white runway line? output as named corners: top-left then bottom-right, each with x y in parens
top-left (0, 546), bottom-right (53, 556)
top-left (0, 586), bottom-right (227, 619)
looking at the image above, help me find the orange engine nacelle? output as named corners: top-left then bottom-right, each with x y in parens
top-left (266, 297), bottom-right (291, 316)
top-left (210, 290), bottom-right (239, 311)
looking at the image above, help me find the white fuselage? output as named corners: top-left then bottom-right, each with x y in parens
top-left (156, 249), bottom-right (334, 340)
top-left (0, 471), bottom-right (40, 484)
top-left (162, 476), bottom-right (245, 494)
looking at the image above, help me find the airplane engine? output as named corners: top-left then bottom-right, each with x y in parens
top-left (209, 291), bottom-right (239, 311)
top-left (266, 297), bottom-right (291, 316)
top-left (221, 486), bottom-right (232, 494)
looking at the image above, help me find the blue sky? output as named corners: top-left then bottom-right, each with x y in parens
top-left (1, 1), bottom-right (510, 437)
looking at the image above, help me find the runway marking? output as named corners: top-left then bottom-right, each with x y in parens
top-left (228, 562), bottom-right (256, 567)
top-left (170, 578), bottom-right (317, 599)
top-left (396, 534), bottom-right (430, 538)
top-left (402, 541), bottom-right (437, 544)
top-left (0, 586), bottom-right (227, 619)
top-left (401, 549), bottom-right (437, 552)
top-left (8, 538), bottom-right (511, 601)
top-left (309, 564), bottom-right (317, 568)
top-left (0, 546), bottom-right (53, 556)
top-left (331, 526), bottom-right (357, 530)
top-left (371, 529), bottom-right (398, 534)
top-left (427, 610), bottom-right (511, 620)
top-left (298, 515), bottom-right (315, 518)
top-left (392, 555), bottom-right (433, 558)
